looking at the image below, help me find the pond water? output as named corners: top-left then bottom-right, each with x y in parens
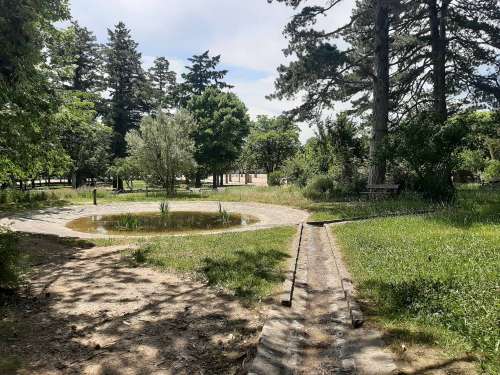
top-left (66, 211), bottom-right (258, 235)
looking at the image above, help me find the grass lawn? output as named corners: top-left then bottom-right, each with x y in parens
top-left (333, 187), bottom-right (499, 373)
top-left (127, 226), bottom-right (296, 302)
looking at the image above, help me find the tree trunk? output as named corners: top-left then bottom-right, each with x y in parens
top-left (428, 0), bottom-right (448, 122)
top-left (195, 172), bottom-right (202, 188)
top-left (219, 174), bottom-right (224, 187)
top-left (117, 178), bottom-right (124, 191)
top-left (369, 0), bottom-right (390, 185)
top-left (212, 173), bottom-right (217, 189)
top-left (31, 179), bottom-right (35, 189)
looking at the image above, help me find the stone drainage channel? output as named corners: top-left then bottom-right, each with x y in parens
top-left (248, 222), bottom-right (397, 375)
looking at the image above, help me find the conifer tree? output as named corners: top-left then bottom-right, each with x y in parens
top-left (178, 50), bottom-right (233, 105)
top-left (105, 22), bottom-right (148, 189)
top-left (147, 57), bottom-right (177, 110)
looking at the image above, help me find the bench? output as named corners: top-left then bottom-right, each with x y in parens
top-left (188, 187), bottom-right (214, 195)
top-left (361, 184), bottom-right (399, 199)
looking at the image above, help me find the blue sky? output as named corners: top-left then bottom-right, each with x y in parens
top-left (68, 0), bottom-right (354, 142)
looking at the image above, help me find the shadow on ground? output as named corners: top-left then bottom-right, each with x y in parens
top-left (0, 233), bottom-right (263, 375)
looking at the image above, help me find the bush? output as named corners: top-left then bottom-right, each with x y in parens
top-left (303, 175), bottom-right (343, 200)
top-left (482, 159), bottom-right (500, 183)
top-left (0, 229), bottom-right (21, 289)
top-left (267, 171), bottom-right (283, 186)
top-left (392, 112), bottom-right (468, 201)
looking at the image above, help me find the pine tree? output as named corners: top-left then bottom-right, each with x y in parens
top-left (48, 21), bottom-right (103, 94)
top-left (270, 0), bottom-right (398, 183)
top-left (178, 50), bottom-right (233, 105)
top-left (391, 0), bottom-right (500, 119)
top-left (147, 57), bottom-right (177, 110)
top-left (105, 22), bottom-right (147, 171)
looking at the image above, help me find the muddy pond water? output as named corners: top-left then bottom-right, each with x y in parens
top-left (66, 211), bottom-right (259, 235)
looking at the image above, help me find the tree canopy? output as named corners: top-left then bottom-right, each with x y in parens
top-left (187, 88), bottom-right (250, 187)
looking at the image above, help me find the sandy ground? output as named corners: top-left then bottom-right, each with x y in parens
top-left (0, 201), bottom-right (309, 239)
top-left (0, 234), bottom-right (271, 375)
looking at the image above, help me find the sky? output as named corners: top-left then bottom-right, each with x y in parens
top-left (68, 0), bottom-right (355, 142)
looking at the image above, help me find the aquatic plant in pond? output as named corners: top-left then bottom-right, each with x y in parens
top-left (218, 201), bottom-right (231, 225)
top-left (66, 211), bottom-right (258, 235)
top-left (116, 213), bottom-right (141, 230)
top-left (159, 201), bottom-right (169, 217)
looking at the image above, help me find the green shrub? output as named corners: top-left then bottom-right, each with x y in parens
top-left (302, 175), bottom-right (348, 200)
top-left (267, 171), bottom-right (283, 186)
top-left (482, 159), bottom-right (500, 183)
top-left (392, 112), bottom-right (468, 201)
top-left (0, 229), bottom-right (21, 289)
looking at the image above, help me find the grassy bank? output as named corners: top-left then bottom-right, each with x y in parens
top-left (128, 226), bottom-right (296, 302)
top-left (333, 188), bottom-right (499, 373)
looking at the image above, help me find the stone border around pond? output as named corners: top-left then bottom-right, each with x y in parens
top-left (0, 201), bottom-right (310, 238)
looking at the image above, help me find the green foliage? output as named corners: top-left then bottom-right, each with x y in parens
top-left (303, 175), bottom-right (344, 201)
top-left (283, 138), bottom-right (327, 187)
top-left (267, 171), bottom-right (284, 186)
top-left (47, 20), bottom-right (102, 92)
top-left (57, 91), bottom-right (112, 185)
top-left (116, 213), bottom-right (141, 230)
top-left (482, 159), bottom-right (500, 183)
top-left (105, 22), bottom-right (148, 159)
top-left (108, 157), bottom-right (141, 190)
top-left (0, 0), bottom-right (70, 185)
top-left (187, 88), bottom-right (250, 182)
top-left (334, 187), bottom-right (500, 373)
top-left (392, 112), bottom-right (468, 200)
top-left (126, 110), bottom-right (197, 194)
top-left (147, 57), bottom-right (177, 110)
top-left (242, 115), bottom-right (300, 173)
top-left (316, 113), bottom-right (366, 186)
top-left (0, 229), bottom-right (21, 289)
top-left (458, 149), bottom-right (486, 177)
top-left (178, 50), bottom-right (232, 105)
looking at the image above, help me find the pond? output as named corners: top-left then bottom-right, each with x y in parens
top-left (66, 211), bottom-right (259, 235)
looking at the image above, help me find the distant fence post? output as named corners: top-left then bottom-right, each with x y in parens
top-left (93, 188), bottom-right (97, 205)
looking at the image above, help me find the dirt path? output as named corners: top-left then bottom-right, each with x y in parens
top-left (0, 234), bottom-right (265, 375)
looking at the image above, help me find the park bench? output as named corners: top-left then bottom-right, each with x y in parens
top-left (188, 187), bottom-right (214, 195)
top-left (361, 184), bottom-right (399, 199)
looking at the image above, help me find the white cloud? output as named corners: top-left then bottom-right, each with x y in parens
top-left (69, 0), bottom-right (355, 142)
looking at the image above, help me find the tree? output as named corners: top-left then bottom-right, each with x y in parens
top-left (187, 88), bottom-right (250, 188)
top-left (48, 21), bottom-right (103, 93)
top-left (179, 51), bottom-right (233, 105)
top-left (105, 22), bottom-right (149, 189)
top-left (317, 112), bottom-right (366, 186)
top-left (126, 111), bottom-right (197, 194)
top-left (147, 57), bottom-right (177, 110)
top-left (283, 137), bottom-right (328, 187)
top-left (57, 92), bottom-right (112, 187)
top-left (243, 115), bottom-right (300, 176)
top-left (0, 0), bottom-right (70, 185)
top-left (390, 1), bottom-right (500, 119)
top-left (107, 157), bottom-right (141, 190)
top-left (269, 0), bottom-right (397, 184)
top-left (391, 112), bottom-right (468, 200)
